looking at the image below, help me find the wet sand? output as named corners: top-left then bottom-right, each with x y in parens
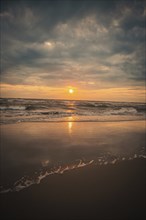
top-left (0, 158), bottom-right (146, 220)
top-left (0, 121), bottom-right (146, 219)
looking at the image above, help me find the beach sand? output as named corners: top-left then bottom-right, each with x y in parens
top-left (0, 121), bottom-right (146, 219)
top-left (0, 159), bottom-right (145, 220)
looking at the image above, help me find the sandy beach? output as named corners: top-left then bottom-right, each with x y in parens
top-left (0, 158), bottom-right (145, 219)
top-left (0, 121), bottom-right (146, 219)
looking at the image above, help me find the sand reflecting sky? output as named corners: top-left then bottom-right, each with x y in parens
top-left (0, 120), bottom-right (145, 192)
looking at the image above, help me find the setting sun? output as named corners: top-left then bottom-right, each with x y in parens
top-left (0, 1), bottom-right (145, 219)
top-left (69, 88), bottom-right (74, 94)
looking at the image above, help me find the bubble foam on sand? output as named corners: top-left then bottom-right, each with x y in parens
top-left (1, 154), bottom-right (146, 194)
top-left (0, 160), bottom-right (94, 193)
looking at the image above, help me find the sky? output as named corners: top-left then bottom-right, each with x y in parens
top-left (0, 0), bottom-right (146, 102)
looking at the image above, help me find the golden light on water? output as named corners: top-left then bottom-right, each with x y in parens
top-left (68, 121), bottom-right (73, 134)
top-left (68, 116), bottom-right (73, 134)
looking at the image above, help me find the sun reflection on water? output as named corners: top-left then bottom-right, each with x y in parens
top-left (68, 116), bottom-right (73, 134)
top-left (68, 121), bottom-right (73, 134)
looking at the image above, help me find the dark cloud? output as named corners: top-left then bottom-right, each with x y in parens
top-left (0, 0), bottom-right (145, 88)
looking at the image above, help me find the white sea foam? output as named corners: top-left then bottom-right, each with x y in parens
top-left (0, 155), bottom-right (145, 194)
top-left (111, 159), bottom-right (117, 164)
top-left (0, 106), bottom-right (26, 110)
top-left (0, 160), bottom-right (94, 193)
top-left (105, 107), bottom-right (138, 115)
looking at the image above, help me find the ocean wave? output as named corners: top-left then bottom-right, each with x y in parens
top-left (0, 106), bottom-right (26, 110)
top-left (0, 114), bottom-right (145, 125)
top-left (40, 111), bottom-right (74, 116)
top-left (0, 98), bottom-right (145, 124)
top-left (105, 107), bottom-right (138, 115)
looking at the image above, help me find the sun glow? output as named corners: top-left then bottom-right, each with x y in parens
top-left (69, 88), bottom-right (74, 94)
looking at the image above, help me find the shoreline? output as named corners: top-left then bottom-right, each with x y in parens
top-left (1, 120), bottom-right (145, 193)
top-left (1, 118), bottom-right (146, 125)
top-left (0, 158), bottom-right (145, 219)
top-left (0, 120), bottom-right (145, 219)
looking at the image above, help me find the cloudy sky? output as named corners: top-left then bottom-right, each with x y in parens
top-left (0, 0), bottom-right (145, 101)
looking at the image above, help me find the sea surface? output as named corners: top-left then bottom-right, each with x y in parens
top-left (0, 98), bottom-right (146, 124)
top-left (0, 98), bottom-right (146, 193)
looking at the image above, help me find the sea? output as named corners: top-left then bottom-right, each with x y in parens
top-left (0, 98), bottom-right (146, 193)
top-left (0, 98), bottom-right (146, 124)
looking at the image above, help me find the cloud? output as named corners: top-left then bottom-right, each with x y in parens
top-left (0, 0), bottom-right (145, 94)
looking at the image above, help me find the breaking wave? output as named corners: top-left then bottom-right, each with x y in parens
top-left (0, 98), bottom-right (145, 124)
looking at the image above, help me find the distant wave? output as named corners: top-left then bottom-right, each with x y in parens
top-left (105, 107), bottom-right (138, 115)
top-left (0, 105), bottom-right (140, 114)
top-left (0, 98), bottom-right (145, 124)
top-left (0, 105), bottom-right (26, 110)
